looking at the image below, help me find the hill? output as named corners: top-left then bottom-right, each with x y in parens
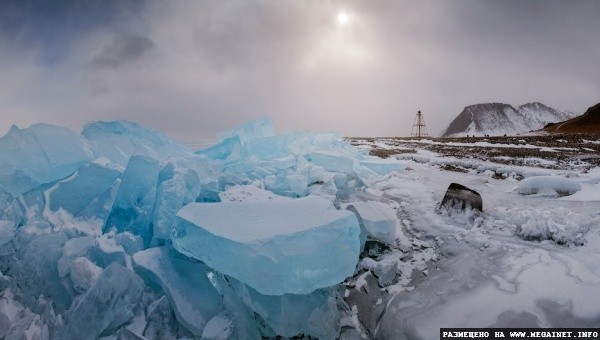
top-left (544, 103), bottom-right (600, 134)
top-left (442, 102), bottom-right (574, 137)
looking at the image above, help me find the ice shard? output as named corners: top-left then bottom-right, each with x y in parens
top-left (104, 155), bottom-right (160, 245)
top-left (59, 263), bottom-right (144, 340)
top-left (133, 246), bottom-right (223, 336)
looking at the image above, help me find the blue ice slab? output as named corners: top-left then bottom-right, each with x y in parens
top-left (82, 120), bottom-right (192, 166)
top-left (60, 263), bottom-right (144, 340)
top-left (359, 158), bottom-right (406, 176)
top-left (195, 136), bottom-right (242, 162)
top-left (241, 132), bottom-right (309, 160)
top-left (173, 196), bottom-right (361, 295)
top-left (225, 277), bottom-right (341, 340)
top-left (217, 116), bottom-right (275, 143)
top-left (104, 155), bottom-right (160, 246)
top-left (347, 201), bottom-right (397, 244)
top-left (263, 173), bottom-right (308, 198)
top-left (306, 151), bottom-right (356, 174)
top-left (0, 123), bottom-right (95, 196)
top-left (133, 247), bottom-right (224, 336)
top-left (46, 159), bottom-right (122, 223)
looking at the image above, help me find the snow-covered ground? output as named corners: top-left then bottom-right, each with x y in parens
top-left (344, 137), bottom-right (600, 338)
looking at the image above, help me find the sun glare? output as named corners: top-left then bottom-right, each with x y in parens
top-left (337, 12), bottom-right (350, 25)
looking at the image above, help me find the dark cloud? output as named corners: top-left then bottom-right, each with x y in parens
top-left (90, 34), bottom-right (156, 69)
top-left (0, 0), bottom-right (599, 141)
top-left (0, 0), bottom-right (145, 66)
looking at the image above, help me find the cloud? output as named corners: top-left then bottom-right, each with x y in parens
top-left (0, 0), bottom-right (599, 141)
top-left (90, 34), bottom-right (155, 70)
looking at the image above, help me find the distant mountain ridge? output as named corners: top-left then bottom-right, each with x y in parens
top-left (441, 102), bottom-right (576, 137)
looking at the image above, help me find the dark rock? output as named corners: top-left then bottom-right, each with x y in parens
top-left (439, 183), bottom-right (483, 211)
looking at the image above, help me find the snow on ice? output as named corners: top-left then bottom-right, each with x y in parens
top-left (0, 116), bottom-right (599, 338)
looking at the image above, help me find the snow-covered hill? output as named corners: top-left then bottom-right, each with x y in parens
top-left (441, 102), bottom-right (576, 137)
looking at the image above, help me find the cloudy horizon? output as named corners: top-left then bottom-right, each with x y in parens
top-left (1, 0), bottom-right (599, 143)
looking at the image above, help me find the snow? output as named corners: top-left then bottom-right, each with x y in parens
top-left (517, 175), bottom-right (582, 197)
top-left (173, 196), bottom-right (361, 295)
top-left (218, 184), bottom-right (291, 202)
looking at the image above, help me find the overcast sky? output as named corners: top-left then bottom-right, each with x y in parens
top-left (1, 0), bottom-right (599, 143)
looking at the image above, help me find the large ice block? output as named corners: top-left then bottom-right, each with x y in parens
top-left (225, 277), bottom-right (341, 340)
top-left (60, 263), bottom-right (144, 340)
top-left (347, 201), bottom-right (397, 244)
top-left (0, 123), bottom-right (95, 196)
top-left (45, 158), bottom-right (122, 226)
top-left (173, 196), bottom-right (361, 295)
top-left (12, 231), bottom-right (73, 312)
top-left (263, 173), bottom-right (308, 198)
top-left (133, 247), bottom-right (223, 336)
top-left (0, 220), bottom-right (14, 247)
top-left (104, 155), bottom-right (160, 245)
top-left (82, 120), bottom-right (191, 166)
top-left (306, 151), bottom-right (356, 174)
top-left (241, 132), bottom-right (306, 160)
top-left (217, 116), bottom-right (275, 143)
top-left (195, 136), bottom-right (242, 162)
top-left (359, 158), bottom-right (405, 176)
top-left (57, 235), bottom-right (131, 288)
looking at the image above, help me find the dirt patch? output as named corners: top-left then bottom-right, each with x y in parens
top-left (368, 148), bottom-right (416, 159)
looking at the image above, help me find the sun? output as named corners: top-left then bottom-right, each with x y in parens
top-left (337, 12), bottom-right (350, 25)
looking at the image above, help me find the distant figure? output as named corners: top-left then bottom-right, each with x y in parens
top-left (504, 134), bottom-right (507, 137)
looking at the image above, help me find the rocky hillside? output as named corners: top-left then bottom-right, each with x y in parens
top-left (544, 102), bottom-right (600, 134)
top-left (442, 102), bottom-right (575, 137)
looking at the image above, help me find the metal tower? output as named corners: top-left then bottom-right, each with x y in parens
top-left (411, 110), bottom-right (428, 137)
